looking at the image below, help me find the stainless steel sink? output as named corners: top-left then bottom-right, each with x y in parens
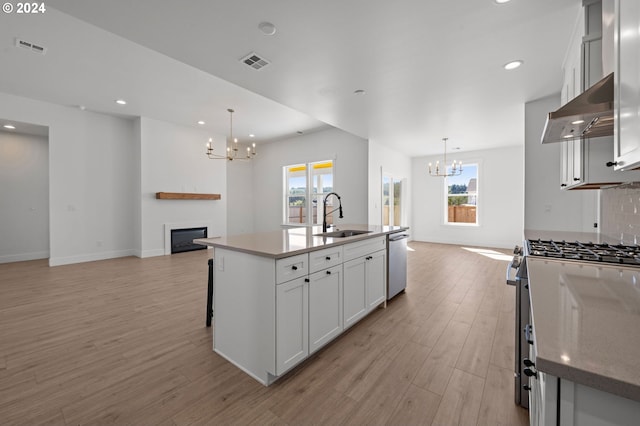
top-left (314, 229), bottom-right (373, 238)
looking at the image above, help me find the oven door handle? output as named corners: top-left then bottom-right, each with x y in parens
top-left (506, 258), bottom-right (520, 286)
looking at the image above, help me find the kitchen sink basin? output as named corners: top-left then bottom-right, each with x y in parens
top-left (314, 229), bottom-right (373, 238)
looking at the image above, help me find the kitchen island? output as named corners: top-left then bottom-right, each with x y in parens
top-left (526, 256), bottom-right (640, 425)
top-left (194, 225), bottom-right (407, 385)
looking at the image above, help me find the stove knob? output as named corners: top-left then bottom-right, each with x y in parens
top-left (524, 368), bottom-right (537, 379)
top-left (523, 385), bottom-right (532, 392)
top-left (523, 358), bottom-right (535, 368)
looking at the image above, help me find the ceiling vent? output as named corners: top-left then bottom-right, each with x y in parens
top-left (240, 52), bottom-right (270, 70)
top-left (15, 38), bottom-right (47, 55)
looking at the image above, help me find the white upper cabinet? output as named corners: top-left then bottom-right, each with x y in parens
top-left (558, 0), bottom-right (640, 188)
top-left (613, 0), bottom-right (640, 171)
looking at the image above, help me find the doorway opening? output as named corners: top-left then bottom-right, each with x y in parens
top-left (0, 119), bottom-right (50, 264)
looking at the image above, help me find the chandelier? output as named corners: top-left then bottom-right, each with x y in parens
top-left (428, 137), bottom-right (462, 177)
top-left (206, 108), bottom-right (256, 161)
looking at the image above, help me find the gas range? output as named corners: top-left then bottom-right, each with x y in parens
top-left (526, 239), bottom-right (640, 267)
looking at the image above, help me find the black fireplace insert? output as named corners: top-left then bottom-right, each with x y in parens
top-left (171, 227), bottom-right (207, 253)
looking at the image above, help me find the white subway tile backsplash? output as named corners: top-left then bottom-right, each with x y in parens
top-left (601, 183), bottom-right (640, 244)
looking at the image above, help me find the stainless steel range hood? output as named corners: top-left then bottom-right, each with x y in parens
top-left (540, 72), bottom-right (613, 144)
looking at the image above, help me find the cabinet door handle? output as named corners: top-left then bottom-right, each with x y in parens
top-left (366, 256), bottom-right (373, 260)
top-left (573, 177), bottom-right (580, 181)
top-left (523, 358), bottom-right (535, 368)
top-left (304, 278), bottom-right (309, 282)
top-left (326, 256), bottom-right (331, 260)
top-left (291, 265), bottom-right (298, 271)
top-left (606, 161), bottom-right (618, 167)
top-left (523, 385), bottom-right (531, 392)
top-left (560, 184), bottom-right (567, 188)
top-left (524, 367), bottom-right (537, 379)
top-left (326, 270), bottom-right (331, 275)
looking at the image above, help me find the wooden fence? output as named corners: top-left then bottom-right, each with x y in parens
top-left (448, 205), bottom-right (476, 223)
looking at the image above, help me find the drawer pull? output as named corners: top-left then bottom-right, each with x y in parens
top-left (326, 270), bottom-right (331, 275)
top-left (326, 256), bottom-right (331, 260)
top-left (291, 265), bottom-right (298, 271)
top-left (304, 278), bottom-right (309, 282)
top-left (366, 256), bottom-right (373, 260)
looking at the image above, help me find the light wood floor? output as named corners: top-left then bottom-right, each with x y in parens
top-left (0, 242), bottom-right (528, 425)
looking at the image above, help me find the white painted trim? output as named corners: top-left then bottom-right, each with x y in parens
top-left (141, 249), bottom-right (166, 258)
top-left (412, 237), bottom-right (513, 250)
top-left (49, 249), bottom-right (136, 266)
top-left (164, 221), bottom-right (215, 255)
top-left (0, 250), bottom-right (49, 264)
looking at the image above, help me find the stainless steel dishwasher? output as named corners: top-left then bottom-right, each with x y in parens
top-left (387, 232), bottom-right (409, 300)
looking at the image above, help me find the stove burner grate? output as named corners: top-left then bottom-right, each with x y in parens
top-left (526, 239), bottom-right (640, 267)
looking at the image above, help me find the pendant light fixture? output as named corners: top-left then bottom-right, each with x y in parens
top-left (428, 138), bottom-right (463, 177)
top-left (206, 108), bottom-right (256, 161)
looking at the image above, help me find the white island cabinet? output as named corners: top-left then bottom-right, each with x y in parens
top-left (526, 258), bottom-right (640, 426)
top-left (198, 226), bottom-right (404, 386)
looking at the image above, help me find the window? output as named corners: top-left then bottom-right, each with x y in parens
top-left (284, 160), bottom-right (334, 226)
top-left (382, 174), bottom-right (405, 226)
top-left (445, 163), bottom-right (478, 225)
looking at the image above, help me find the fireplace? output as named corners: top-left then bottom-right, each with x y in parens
top-left (171, 227), bottom-right (207, 254)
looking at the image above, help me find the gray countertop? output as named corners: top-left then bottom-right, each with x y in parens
top-left (194, 224), bottom-right (408, 259)
top-left (527, 257), bottom-right (640, 402)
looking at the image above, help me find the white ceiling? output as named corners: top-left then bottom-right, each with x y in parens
top-left (0, 0), bottom-right (580, 156)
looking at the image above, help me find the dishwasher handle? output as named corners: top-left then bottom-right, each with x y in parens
top-left (389, 233), bottom-right (409, 241)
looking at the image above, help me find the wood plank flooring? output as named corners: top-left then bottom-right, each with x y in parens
top-left (0, 242), bottom-right (528, 425)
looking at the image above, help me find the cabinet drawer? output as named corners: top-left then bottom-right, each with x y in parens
top-left (276, 253), bottom-right (309, 284)
top-left (343, 236), bottom-right (387, 262)
top-left (309, 245), bottom-right (344, 273)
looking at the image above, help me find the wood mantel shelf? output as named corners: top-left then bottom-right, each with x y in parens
top-left (155, 192), bottom-right (221, 200)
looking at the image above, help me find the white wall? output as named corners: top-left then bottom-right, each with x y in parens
top-left (226, 158), bottom-right (254, 235)
top-left (250, 127), bottom-right (368, 233)
top-left (139, 117), bottom-right (227, 256)
top-left (524, 95), bottom-right (598, 232)
top-left (412, 145), bottom-right (524, 248)
top-left (367, 139), bottom-right (412, 230)
top-left (0, 131), bottom-right (49, 262)
top-left (0, 92), bottom-right (137, 266)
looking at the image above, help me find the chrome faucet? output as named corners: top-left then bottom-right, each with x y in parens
top-left (322, 192), bottom-right (343, 232)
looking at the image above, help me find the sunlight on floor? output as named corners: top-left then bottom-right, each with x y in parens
top-left (461, 246), bottom-right (512, 262)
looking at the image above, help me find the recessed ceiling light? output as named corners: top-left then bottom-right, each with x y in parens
top-left (494, 0), bottom-right (512, 4)
top-left (503, 60), bottom-right (523, 70)
top-left (3, 124), bottom-right (16, 130)
top-left (571, 120), bottom-right (585, 125)
top-left (258, 21), bottom-right (277, 36)
top-left (197, 120), bottom-right (206, 125)
top-left (249, 134), bottom-right (255, 138)
top-left (115, 99), bottom-right (127, 105)
top-left (563, 134), bottom-right (574, 139)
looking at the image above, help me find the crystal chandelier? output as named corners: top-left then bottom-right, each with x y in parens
top-left (428, 137), bottom-right (462, 177)
top-left (206, 108), bottom-right (256, 161)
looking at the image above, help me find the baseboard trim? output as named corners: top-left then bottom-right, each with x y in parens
top-left (140, 249), bottom-right (166, 258)
top-left (411, 237), bottom-right (513, 250)
top-left (0, 250), bottom-right (49, 264)
top-left (49, 249), bottom-right (136, 266)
